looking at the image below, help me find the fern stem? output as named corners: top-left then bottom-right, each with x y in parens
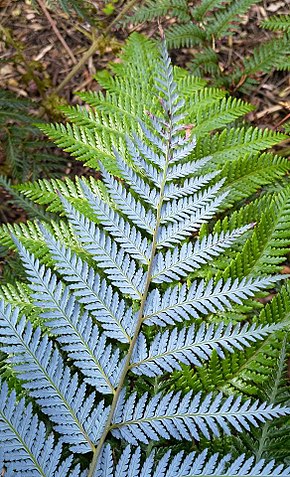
top-left (55, 0), bottom-right (139, 94)
top-left (88, 92), bottom-right (174, 477)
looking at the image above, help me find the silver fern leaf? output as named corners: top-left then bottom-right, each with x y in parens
top-left (1, 37), bottom-right (289, 477)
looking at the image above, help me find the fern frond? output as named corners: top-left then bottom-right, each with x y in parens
top-left (160, 180), bottom-right (226, 226)
top-left (227, 286), bottom-right (290, 392)
top-left (38, 122), bottom-right (119, 174)
top-left (173, 285), bottom-right (290, 397)
top-left (242, 34), bottom-right (290, 75)
top-left (60, 197), bottom-right (147, 299)
top-left (208, 0), bottom-right (259, 38)
top-left (124, 0), bottom-right (190, 25)
top-left (238, 335), bottom-right (290, 462)
top-left (0, 281), bottom-right (33, 314)
top-left (164, 155), bottom-right (213, 182)
top-left (157, 186), bottom-right (228, 247)
top-left (191, 48), bottom-right (220, 77)
top-left (166, 23), bottom-right (206, 48)
top-left (193, 127), bottom-right (288, 164)
top-left (0, 175), bottom-right (53, 221)
top-left (221, 188), bottom-right (290, 278)
top-left (193, 97), bottom-right (254, 136)
top-left (219, 154), bottom-right (289, 205)
top-left (99, 165), bottom-right (156, 234)
top-left (80, 179), bottom-right (152, 264)
top-left (15, 175), bottom-right (104, 214)
top-left (191, 0), bottom-right (227, 21)
top-left (1, 35), bottom-right (290, 476)
top-left (163, 171), bottom-right (220, 200)
top-left (176, 72), bottom-right (207, 93)
top-left (261, 15), bottom-right (290, 32)
top-left (0, 90), bottom-right (32, 120)
top-left (184, 87), bottom-right (227, 117)
top-left (0, 90), bottom-right (66, 182)
top-left (32, 0), bottom-right (92, 19)
top-left (13, 236), bottom-right (123, 394)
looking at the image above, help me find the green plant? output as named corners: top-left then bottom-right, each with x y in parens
top-left (0, 89), bottom-right (68, 228)
top-left (0, 89), bottom-right (66, 274)
top-left (124, 1), bottom-right (290, 90)
top-left (103, 0), bottom-right (119, 16)
top-left (0, 90), bottom-right (67, 183)
top-left (1, 35), bottom-right (290, 475)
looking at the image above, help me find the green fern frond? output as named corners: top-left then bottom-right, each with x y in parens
top-left (242, 34), bottom-right (290, 75)
top-left (39, 122), bottom-right (119, 174)
top-left (0, 281), bottom-right (34, 313)
top-left (191, 48), bottom-right (220, 77)
top-left (166, 23), bottom-right (206, 48)
top-left (261, 14), bottom-right (290, 32)
top-left (124, 1), bottom-right (289, 90)
top-left (190, 126), bottom-right (288, 174)
top-left (123, 0), bottom-right (191, 25)
top-left (15, 176), bottom-right (105, 214)
top-left (0, 175), bottom-right (53, 221)
top-left (219, 153), bottom-right (289, 204)
top-left (0, 89), bottom-right (67, 182)
top-left (193, 97), bottom-right (254, 136)
top-left (172, 285), bottom-right (290, 398)
top-left (234, 335), bottom-right (290, 463)
top-left (175, 71), bottom-right (208, 92)
top-left (191, 0), bottom-right (227, 21)
top-left (0, 90), bottom-right (33, 124)
top-left (220, 188), bottom-right (290, 279)
top-left (207, 0), bottom-right (260, 38)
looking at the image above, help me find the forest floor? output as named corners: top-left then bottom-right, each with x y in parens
top-left (1, 0), bottom-right (289, 119)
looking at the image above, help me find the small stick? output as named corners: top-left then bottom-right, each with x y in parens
top-left (36, 0), bottom-right (77, 64)
top-left (275, 112), bottom-right (290, 129)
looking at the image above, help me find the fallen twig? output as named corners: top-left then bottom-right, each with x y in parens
top-left (36, 0), bottom-right (77, 64)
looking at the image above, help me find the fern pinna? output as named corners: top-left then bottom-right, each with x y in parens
top-left (1, 39), bottom-right (290, 476)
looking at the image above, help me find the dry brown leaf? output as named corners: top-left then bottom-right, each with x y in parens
top-left (267, 1), bottom-right (285, 12)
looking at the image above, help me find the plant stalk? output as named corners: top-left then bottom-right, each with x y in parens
top-left (87, 97), bottom-right (174, 477)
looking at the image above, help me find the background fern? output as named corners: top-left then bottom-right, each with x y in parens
top-left (0, 90), bottom-right (67, 183)
top-left (0, 89), bottom-right (68, 277)
top-left (124, 1), bottom-right (290, 90)
top-left (0, 35), bottom-right (290, 476)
